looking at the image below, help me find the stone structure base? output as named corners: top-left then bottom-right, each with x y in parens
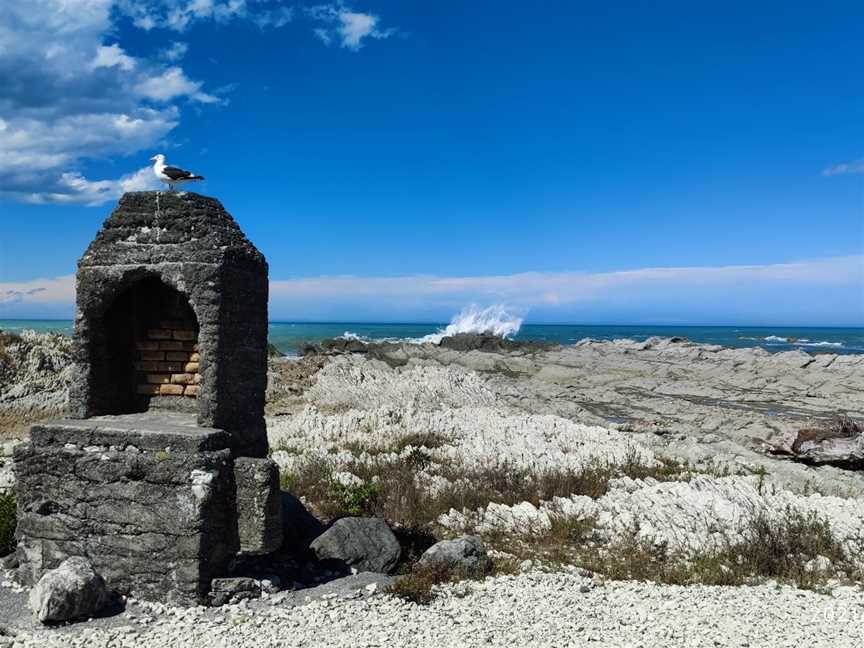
top-left (14, 414), bottom-right (240, 605)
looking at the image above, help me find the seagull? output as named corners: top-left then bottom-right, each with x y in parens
top-left (150, 154), bottom-right (205, 191)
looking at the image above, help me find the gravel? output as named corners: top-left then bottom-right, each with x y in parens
top-left (7, 570), bottom-right (864, 647)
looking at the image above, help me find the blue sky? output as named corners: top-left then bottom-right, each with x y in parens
top-left (1, 1), bottom-right (862, 324)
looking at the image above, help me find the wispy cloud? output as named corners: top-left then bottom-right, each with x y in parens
top-left (0, 276), bottom-right (75, 309)
top-left (822, 158), bottom-right (864, 177)
top-left (161, 41), bottom-right (189, 62)
top-left (308, 4), bottom-right (395, 50)
top-left (3, 256), bottom-right (861, 325)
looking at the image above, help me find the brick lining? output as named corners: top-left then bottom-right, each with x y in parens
top-left (135, 320), bottom-right (201, 398)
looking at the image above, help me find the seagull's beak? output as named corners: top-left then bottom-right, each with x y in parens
top-left (149, 156), bottom-right (157, 162)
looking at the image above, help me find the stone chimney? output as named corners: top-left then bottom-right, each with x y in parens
top-left (69, 191), bottom-right (269, 458)
top-left (14, 192), bottom-right (282, 605)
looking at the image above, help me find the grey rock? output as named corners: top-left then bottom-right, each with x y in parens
top-left (310, 517), bottom-right (401, 574)
top-left (234, 458), bottom-right (283, 554)
top-left (415, 536), bottom-right (492, 576)
top-left (209, 577), bottom-right (260, 606)
top-left (258, 575), bottom-right (281, 594)
top-left (29, 557), bottom-right (112, 623)
top-left (280, 492), bottom-right (325, 553)
top-left (437, 334), bottom-right (556, 353)
top-left (0, 331), bottom-right (72, 436)
top-left (768, 423), bottom-right (864, 470)
top-left (1, 553), bottom-right (19, 570)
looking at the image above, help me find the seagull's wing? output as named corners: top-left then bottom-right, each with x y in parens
top-left (162, 166), bottom-right (196, 180)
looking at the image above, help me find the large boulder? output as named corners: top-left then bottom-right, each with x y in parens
top-left (768, 420), bottom-right (864, 470)
top-left (29, 557), bottom-right (112, 623)
top-left (310, 517), bottom-right (401, 574)
top-left (415, 536), bottom-right (492, 575)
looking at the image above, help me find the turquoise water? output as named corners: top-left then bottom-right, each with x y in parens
top-left (2, 320), bottom-right (862, 356)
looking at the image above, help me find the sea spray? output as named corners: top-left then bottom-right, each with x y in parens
top-left (420, 305), bottom-right (523, 344)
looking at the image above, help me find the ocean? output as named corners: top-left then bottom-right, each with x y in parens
top-left (1, 318), bottom-right (862, 357)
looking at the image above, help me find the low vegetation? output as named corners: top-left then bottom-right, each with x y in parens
top-left (563, 507), bottom-right (859, 590)
top-left (386, 563), bottom-right (461, 605)
top-left (0, 330), bottom-right (22, 384)
top-left (0, 492), bottom-right (16, 557)
top-left (279, 431), bottom-right (862, 593)
top-left (278, 438), bottom-right (698, 528)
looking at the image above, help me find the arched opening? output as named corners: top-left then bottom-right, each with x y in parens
top-left (92, 277), bottom-right (201, 415)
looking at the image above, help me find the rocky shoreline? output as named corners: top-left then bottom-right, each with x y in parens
top-left (1, 330), bottom-right (863, 646)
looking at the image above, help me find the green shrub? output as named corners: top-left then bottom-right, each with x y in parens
top-left (329, 480), bottom-right (382, 516)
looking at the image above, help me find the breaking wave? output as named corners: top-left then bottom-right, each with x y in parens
top-left (761, 335), bottom-right (843, 349)
top-left (419, 305), bottom-right (523, 344)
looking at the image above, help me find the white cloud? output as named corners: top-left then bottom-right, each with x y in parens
top-left (0, 276), bottom-right (75, 308)
top-left (161, 41), bottom-right (189, 61)
top-left (115, 0), bottom-right (248, 32)
top-left (0, 1), bottom-right (215, 205)
top-left (268, 256), bottom-right (859, 300)
top-left (115, 1), bottom-right (298, 32)
top-left (5, 256), bottom-right (861, 324)
top-left (822, 158), bottom-right (864, 177)
top-left (338, 12), bottom-right (377, 49)
top-left (312, 27), bottom-right (332, 46)
top-left (92, 44), bottom-right (137, 70)
top-left (0, 1), bottom-right (395, 206)
top-left (136, 67), bottom-right (219, 103)
top-left (308, 5), bottom-right (394, 50)
top-left (34, 166), bottom-right (160, 206)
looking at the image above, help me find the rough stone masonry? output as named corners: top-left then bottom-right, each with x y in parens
top-left (13, 192), bottom-right (282, 605)
top-left (70, 190), bottom-right (270, 459)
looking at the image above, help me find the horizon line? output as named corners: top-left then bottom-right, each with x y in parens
top-left (1, 317), bottom-right (862, 330)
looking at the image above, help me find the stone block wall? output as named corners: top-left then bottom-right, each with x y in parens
top-left (135, 320), bottom-right (202, 398)
top-left (234, 458), bottom-right (283, 555)
top-left (14, 416), bottom-right (239, 605)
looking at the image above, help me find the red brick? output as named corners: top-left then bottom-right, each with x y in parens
top-left (158, 340), bottom-right (184, 351)
top-left (140, 351), bottom-right (164, 361)
top-left (136, 384), bottom-right (160, 395)
top-left (165, 351), bottom-right (190, 362)
top-left (146, 373), bottom-right (171, 384)
top-left (160, 384), bottom-right (185, 396)
top-left (147, 329), bottom-right (172, 340)
top-left (172, 330), bottom-right (196, 341)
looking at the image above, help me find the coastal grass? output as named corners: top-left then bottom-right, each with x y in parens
top-left (386, 563), bottom-right (461, 605)
top-left (279, 439), bottom-right (746, 530)
top-left (0, 331), bottom-right (22, 383)
top-left (279, 444), bottom-right (673, 529)
top-left (513, 507), bottom-right (859, 591)
top-left (278, 434), bottom-right (861, 591)
top-left (386, 559), bottom-right (507, 605)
